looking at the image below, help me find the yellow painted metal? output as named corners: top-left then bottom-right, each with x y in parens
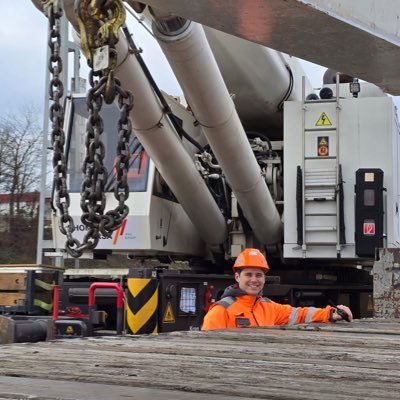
top-left (74, 0), bottom-right (126, 68)
top-left (126, 278), bottom-right (158, 334)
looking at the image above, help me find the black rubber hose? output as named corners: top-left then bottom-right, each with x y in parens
top-left (277, 64), bottom-right (294, 112)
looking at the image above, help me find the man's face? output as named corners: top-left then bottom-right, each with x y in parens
top-left (234, 267), bottom-right (266, 296)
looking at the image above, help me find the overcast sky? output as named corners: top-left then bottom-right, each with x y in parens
top-left (0, 1), bottom-right (328, 119)
top-left (0, 2), bottom-right (47, 116)
top-left (0, 1), bottom-right (184, 118)
top-left (1, 1), bottom-right (397, 120)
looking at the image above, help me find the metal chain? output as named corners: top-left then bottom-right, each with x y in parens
top-left (81, 71), bottom-right (133, 239)
top-left (77, 0), bottom-right (133, 242)
top-left (44, 0), bottom-right (99, 257)
top-left (44, 0), bottom-right (134, 257)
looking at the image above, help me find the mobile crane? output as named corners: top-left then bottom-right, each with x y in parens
top-left (22, 0), bottom-right (400, 333)
top-left (3, 2), bottom-right (400, 399)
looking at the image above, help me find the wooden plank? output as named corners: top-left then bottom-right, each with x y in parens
top-left (0, 292), bottom-right (26, 306)
top-left (0, 291), bottom-right (52, 308)
top-left (0, 273), bottom-right (26, 290)
top-left (0, 264), bottom-right (64, 270)
top-left (0, 321), bottom-right (400, 399)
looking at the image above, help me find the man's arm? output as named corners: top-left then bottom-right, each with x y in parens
top-left (273, 303), bottom-right (353, 325)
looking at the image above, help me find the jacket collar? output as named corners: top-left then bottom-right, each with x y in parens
top-left (221, 284), bottom-right (262, 301)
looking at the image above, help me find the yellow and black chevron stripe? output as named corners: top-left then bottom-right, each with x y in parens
top-left (126, 278), bottom-right (158, 334)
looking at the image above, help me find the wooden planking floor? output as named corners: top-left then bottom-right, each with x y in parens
top-left (1, 319), bottom-right (400, 400)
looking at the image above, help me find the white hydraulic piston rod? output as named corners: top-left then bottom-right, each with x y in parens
top-left (112, 36), bottom-right (228, 245)
top-left (33, 0), bottom-right (228, 246)
top-left (151, 14), bottom-right (282, 245)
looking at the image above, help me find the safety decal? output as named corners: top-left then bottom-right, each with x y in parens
top-left (113, 219), bottom-right (127, 245)
top-left (315, 112), bottom-right (332, 126)
top-left (363, 222), bottom-right (375, 236)
top-left (126, 278), bottom-right (158, 334)
top-left (163, 302), bottom-right (176, 323)
top-left (66, 325), bottom-right (74, 335)
top-left (317, 136), bottom-right (329, 157)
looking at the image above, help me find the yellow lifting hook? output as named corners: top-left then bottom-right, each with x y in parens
top-left (74, 0), bottom-right (126, 72)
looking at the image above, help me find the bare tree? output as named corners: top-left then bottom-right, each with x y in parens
top-left (0, 110), bottom-right (42, 220)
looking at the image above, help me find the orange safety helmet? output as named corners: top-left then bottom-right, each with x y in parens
top-left (232, 248), bottom-right (270, 272)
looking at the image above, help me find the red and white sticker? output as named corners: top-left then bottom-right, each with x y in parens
top-left (363, 222), bottom-right (375, 236)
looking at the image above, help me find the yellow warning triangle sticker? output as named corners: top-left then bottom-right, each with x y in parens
top-left (163, 302), bottom-right (176, 323)
top-left (315, 112), bottom-right (332, 126)
top-left (319, 137), bottom-right (328, 145)
top-left (66, 325), bottom-right (74, 334)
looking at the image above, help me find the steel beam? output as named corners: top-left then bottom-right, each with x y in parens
top-left (137, 0), bottom-right (400, 94)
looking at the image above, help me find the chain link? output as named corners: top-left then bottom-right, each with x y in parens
top-left (45, 0), bottom-right (134, 257)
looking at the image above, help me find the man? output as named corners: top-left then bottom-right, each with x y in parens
top-left (202, 248), bottom-right (353, 330)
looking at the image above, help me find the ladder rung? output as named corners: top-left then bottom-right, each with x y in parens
top-left (305, 174), bottom-right (336, 179)
top-left (305, 128), bottom-right (336, 132)
top-left (305, 196), bottom-right (336, 201)
top-left (305, 189), bottom-right (336, 197)
top-left (305, 156), bottom-right (336, 160)
top-left (305, 226), bottom-right (337, 232)
top-left (305, 186), bottom-right (336, 192)
top-left (305, 179), bottom-right (336, 184)
top-left (304, 242), bottom-right (339, 246)
top-left (305, 168), bottom-right (336, 174)
top-left (305, 213), bottom-right (337, 216)
top-left (305, 172), bottom-right (336, 177)
top-left (305, 182), bottom-right (336, 188)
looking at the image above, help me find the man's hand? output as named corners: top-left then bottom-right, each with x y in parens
top-left (331, 305), bottom-right (353, 322)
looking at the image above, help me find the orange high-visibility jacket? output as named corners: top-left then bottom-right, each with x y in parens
top-left (202, 285), bottom-right (334, 330)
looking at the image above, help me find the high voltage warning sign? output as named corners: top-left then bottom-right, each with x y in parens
top-left (163, 302), bottom-right (176, 323)
top-left (315, 112), bottom-right (332, 126)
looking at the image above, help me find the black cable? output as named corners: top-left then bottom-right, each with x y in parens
top-left (121, 25), bottom-right (204, 153)
top-left (277, 64), bottom-right (294, 112)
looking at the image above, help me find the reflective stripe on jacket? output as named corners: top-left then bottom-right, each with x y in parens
top-left (201, 289), bottom-right (333, 330)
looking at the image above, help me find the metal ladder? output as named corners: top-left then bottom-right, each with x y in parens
top-left (300, 76), bottom-right (342, 257)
